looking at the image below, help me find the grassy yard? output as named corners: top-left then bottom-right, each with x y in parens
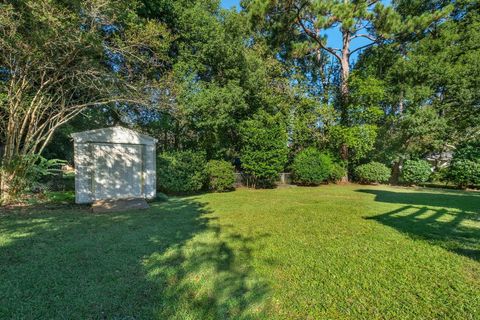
top-left (0, 185), bottom-right (479, 319)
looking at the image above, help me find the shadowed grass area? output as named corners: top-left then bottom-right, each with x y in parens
top-left (359, 189), bottom-right (479, 261)
top-left (0, 185), bottom-right (479, 319)
top-left (0, 198), bottom-right (268, 319)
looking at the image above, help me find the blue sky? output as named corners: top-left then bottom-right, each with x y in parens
top-left (221, 0), bottom-right (240, 10)
top-left (221, 0), bottom-right (391, 60)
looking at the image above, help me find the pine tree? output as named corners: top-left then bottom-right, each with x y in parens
top-left (247, 0), bottom-right (449, 180)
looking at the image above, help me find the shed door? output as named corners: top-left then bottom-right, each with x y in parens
top-left (93, 144), bottom-right (143, 200)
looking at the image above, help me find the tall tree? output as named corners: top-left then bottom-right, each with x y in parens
top-left (136, 0), bottom-right (294, 161)
top-left (246, 1), bottom-right (400, 180)
top-left (247, 0), bottom-right (451, 180)
top-left (354, 0), bottom-right (478, 180)
top-left (248, 0), bottom-right (400, 118)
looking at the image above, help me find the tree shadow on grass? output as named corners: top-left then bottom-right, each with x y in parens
top-left (0, 197), bottom-right (268, 319)
top-left (357, 189), bottom-right (480, 262)
top-left (145, 227), bottom-right (270, 319)
top-left (357, 188), bottom-right (480, 212)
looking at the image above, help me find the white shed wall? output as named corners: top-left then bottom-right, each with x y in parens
top-left (72, 127), bottom-right (157, 204)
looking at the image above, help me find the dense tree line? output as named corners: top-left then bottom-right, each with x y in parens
top-left (1, 0), bottom-right (479, 202)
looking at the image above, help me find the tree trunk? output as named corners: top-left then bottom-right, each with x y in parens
top-left (340, 56), bottom-right (350, 109)
top-left (0, 171), bottom-right (14, 204)
top-left (390, 160), bottom-right (403, 185)
top-left (340, 30), bottom-right (351, 123)
top-left (398, 91), bottom-right (404, 114)
top-left (339, 30), bottom-right (351, 182)
top-left (339, 144), bottom-right (349, 183)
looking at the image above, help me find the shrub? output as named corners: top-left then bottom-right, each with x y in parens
top-left (447, 142), bottom-right (480, 188)
top-left (430, 167), bottom-right (448, 183)
top-left (239, 112), bottom-right (288, 188)
top-left (329, 162), bottom-right (347, 183)
top-left (0, 155), bottom-right (66, 203)
top-left (157, 150), bottom-right (207, 193)
top-left (355, 161), bottom-right (390, 184)
top-left (401, 160), bottom-right (431, 185)
top-left (291, 148), bottom-right (333, 185)
top-left (206, 160), bottom-right (235, 192)
top-left (448, 159), bottom-right (480, 188)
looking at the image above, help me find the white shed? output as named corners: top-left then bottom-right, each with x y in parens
top-left (71, 126), bottom-right (157, 204)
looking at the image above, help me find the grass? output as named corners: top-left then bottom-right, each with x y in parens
top-left (8, 191), bottom-right (76, 207)
top-left (0, 185), bottom-right (479, 319)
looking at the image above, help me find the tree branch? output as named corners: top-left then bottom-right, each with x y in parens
top-left (351, 33), bottom-right (377, 42)
top-left (350, 41), bottom-right (376, 56)
top-left (296, 18), bottom-right (342, 62)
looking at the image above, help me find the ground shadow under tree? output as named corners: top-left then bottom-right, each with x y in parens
top-left (357, 189), bottom-right (480, 261)
top-left (0, 197), bottom-right (269, 319)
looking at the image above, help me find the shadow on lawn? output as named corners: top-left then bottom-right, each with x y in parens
top-left (357, 188), bottom-right (480, 212)
top-left (0, 198), bottom-right (268, 319)
top-left (358, 189), bottom-right (480, 262)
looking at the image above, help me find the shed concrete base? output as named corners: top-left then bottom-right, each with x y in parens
top-left (92, 198), bottom-right (149, 213)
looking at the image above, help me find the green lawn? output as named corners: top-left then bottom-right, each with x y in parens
top-left (1, 185), bottom-right (479, 319)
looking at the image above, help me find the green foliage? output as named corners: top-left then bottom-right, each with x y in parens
top-left (239, 112), bottom-right (288, 187)
top-left (291, 148), bottom-right (333, 186)
top-left (401, 160), bottom-right (432, 185)
top-left (157, 151), bottom-right (207, 193)
top-left (43, 172), bottom-right (75, 192)
top-left (447, 142), bottom-right (480, 188)
top-left (430, 167), bottom-right (449, 183)
top-left (42, 108), bottom-right (127, 164)
top-left (289, 102), bottom-right (335, 156)
top-left (355, 1), bottom-right (478, 172)
top-left (397, 108), bottom-right (449, 156)
top-left (136, 1), bottom-right (295, 159)
top-left (0, 0), bottom-right (172, 201)
top-left (348, 75), bottom-right (386, 125)
top-left (206, 160), bottom-right (236, 192)
top-left (181, 81), bottom-right (248, 158)
top-left (452, 142), bottom-right (480, 162)
top-left (329, 162), bottom-right (347, 183)
top-left (330, 124), bottom-right (378, 162)
top-left (373, 106), bottom-right (449, 183)
top-left (3, 0), bottom-right (477, 199)
top-left (0, 155), bottom-right (66, 202)
top-left (246, 0), bottom-right (446, 171)
top-left (403, 1), bottom-right (479, 138)
top-left (355, 162), bottom-right (391, 184)
top-left (448, 160), bottom-right (480, 188)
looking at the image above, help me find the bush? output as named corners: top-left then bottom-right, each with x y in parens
top-left (157, 150), bottom-right (207, 193)
top-left (239, 112), bottom-right (288, 188)
top-left (0, 155), bottom-right (66, 203)
top-left (447, 142), bottom-right (480, 188)
top-left (430, 167), bottom-right (448, 183)
top-left (355, 161), bottom-right (390, 184)
top-left (401, 160), bottom-right (431, 185)
top-left (291, 148), bottom-right (333, 185)
top-left (448, 159), bottom-right (480, 188)
top-left (206, 160), bottom-right (235, 192)
top-left (329, 162), bottom-right (347, 183)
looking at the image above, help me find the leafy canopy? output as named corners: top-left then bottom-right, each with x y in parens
top-left (239, 111), bottom-right (288, 187)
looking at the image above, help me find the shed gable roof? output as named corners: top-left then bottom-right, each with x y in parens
top-left (71, 126), bottom-right (157, 145)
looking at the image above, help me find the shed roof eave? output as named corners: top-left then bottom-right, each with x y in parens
top-left (71, 126), bottom-right (157, 145)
